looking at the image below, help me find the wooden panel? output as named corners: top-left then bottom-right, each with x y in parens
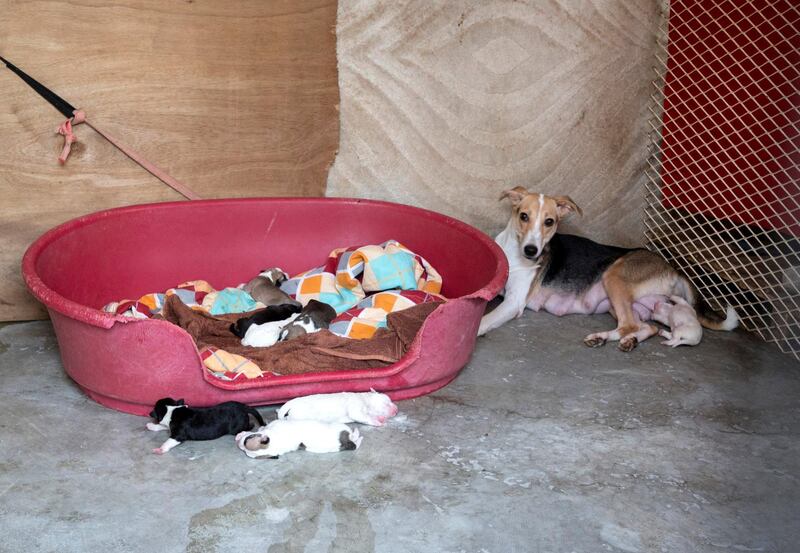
top-left (0, 0), bottom-right (339, 321)
top-left (328, 0), bottom-right (662, 247)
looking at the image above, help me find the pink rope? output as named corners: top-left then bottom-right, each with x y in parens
top-left (55, 109), bottom-right (202, 201)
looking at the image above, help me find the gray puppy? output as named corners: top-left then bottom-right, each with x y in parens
top-left (243, 268), bottom-right (301, 308)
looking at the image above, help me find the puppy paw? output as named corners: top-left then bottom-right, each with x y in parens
top-left (351, 429), bottom-right (363, 449)
top-left (146, 422), bottom-right (163, 432)
top-left (618, 337), bottom-right (638, 352)
top-left (152, 448), bottom-right (165, 455)
top-left (583, 336), bottom-right (606, 348)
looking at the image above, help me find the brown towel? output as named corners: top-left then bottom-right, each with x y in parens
top-left (159, 295), bottom-right (441, 376)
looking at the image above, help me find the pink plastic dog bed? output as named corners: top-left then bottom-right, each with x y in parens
top-left (22, 198), bottom-right (507, 416)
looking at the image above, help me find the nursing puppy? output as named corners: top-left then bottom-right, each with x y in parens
top-left (242, 268), bottom-right (301, 308)
top-left (235, 420), bottom-right (362, 459)
top-left (277, 390), bottom-right (399, 426)
top-left (230, 303), bottom-right (301, 340)
top-left (278, 300), bottom-right (337, 342)
top-left (147, 398), bottom-right (265, 455)
top-left (652, 295), bottom-right (703, 347)
top-left (478, 186), bottom-right (738, 351)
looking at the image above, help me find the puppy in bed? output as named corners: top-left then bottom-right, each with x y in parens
top-left (278, 300), bottom-right (337, 342)
top-left (242, 268), bottom-right (301, 308)
top-left (230, 303), bottom-right (301, 347)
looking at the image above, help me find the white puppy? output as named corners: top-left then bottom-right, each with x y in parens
top-left (652, 295), bottom-right (703, 347)
top-left (241, 313), bottom-right (299, 347)
top-left (235, 419), bottom-right (362, 459)
top-left (277, 390), bottom-right (399, 426)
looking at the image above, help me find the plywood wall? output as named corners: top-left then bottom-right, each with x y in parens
top-left (0, 0), bottom-right (339, 321)
top-left (328, 0), bottom-right (662, 247)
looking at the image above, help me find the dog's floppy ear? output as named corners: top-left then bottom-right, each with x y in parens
top-left (274, 270), bottom-right (288, 286)
top-left (553, 196), bottom-right (582, 218)
top-left (499, 186), bottom-right (529, 206)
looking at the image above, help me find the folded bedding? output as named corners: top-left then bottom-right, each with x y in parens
top-left (280, 240), bottom-right (442, 314)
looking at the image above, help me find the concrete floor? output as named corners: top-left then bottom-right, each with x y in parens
top-left (0, 313), bottom-right (798, 553)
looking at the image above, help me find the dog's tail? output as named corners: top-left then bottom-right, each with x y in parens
top-left (246, 406), bottom-right (266, 428)
top-left (674, 276), bottom-right (739, 331)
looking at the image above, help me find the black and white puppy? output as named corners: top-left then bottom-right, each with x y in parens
top-left (230, 303), bottom-right (302, 339)
top-left (279, 299), bottom-right (337, 342)
top-left (147, 398), bottom-right (265, 455)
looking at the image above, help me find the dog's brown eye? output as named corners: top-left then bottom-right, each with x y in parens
top-left (544, 218), bottom-right (555, 227)
top-left (519, 212), bottom-right (529, 222)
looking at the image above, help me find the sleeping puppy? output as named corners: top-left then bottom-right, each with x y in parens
top-left (147, 398), bottom-right (265, 455)
top-left (242, 268), bottom-right (301, 308)
top-left (278, 299), bottom-right (337, 342)
top-left (230, 303), bottom-right (302, 340)
top-left (652, 295), bottom-right (703, 347)
top-left (277, 390), bottom-right (398, 426)
top-left (235, 419), bottom-right (362, 459)
top-left (240, 313), bottom-right (300, 347)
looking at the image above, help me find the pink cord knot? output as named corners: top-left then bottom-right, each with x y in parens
top-left (55, 109), bottom-right (86, 164)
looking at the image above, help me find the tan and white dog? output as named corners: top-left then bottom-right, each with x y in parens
top-left (478, 187), bottom-right (738, 350)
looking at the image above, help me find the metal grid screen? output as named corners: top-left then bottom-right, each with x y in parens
top-left (645, 0), bottom-right (800, 360)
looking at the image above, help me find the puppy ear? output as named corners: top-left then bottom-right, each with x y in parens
top-left (553, 196), bottom-right (582, 218)
top-left (499, 186), bottom-right (529, 206)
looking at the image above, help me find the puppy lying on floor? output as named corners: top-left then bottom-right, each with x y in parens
top-left (147, 398), bottom-right (265, 454)
top-left (235, 420), bottom-right (362, 459)
top-left (277, 390), bottom-right (399, 426)
top-left (652, 295), bottom-right (703, 347)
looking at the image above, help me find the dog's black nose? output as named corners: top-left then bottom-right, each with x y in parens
top-left (523, 245), bottom-right (538, 258)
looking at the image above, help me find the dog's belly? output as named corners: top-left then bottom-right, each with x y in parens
top-left (528, 282), bottom-right (610, 316)
top-left (528, 284), bottom-right (667, 319)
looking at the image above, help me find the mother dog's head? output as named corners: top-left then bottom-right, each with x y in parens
top-left (500, 186), bottom-right (582, 260)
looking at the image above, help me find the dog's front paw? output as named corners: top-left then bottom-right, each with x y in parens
top-left (152, 447), bottom-right (165, 455)
top-left (618, 337), bottom-right (639, 352)
top-left (583, 336), bottom-right (606, 348)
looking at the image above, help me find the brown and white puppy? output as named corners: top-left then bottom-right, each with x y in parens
top-left (478, 186), bottom-right (738, 351)
top-left (243, 268), bottom-right (300, 308)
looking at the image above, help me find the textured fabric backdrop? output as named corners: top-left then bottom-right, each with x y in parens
top-left (328, 0), bottom-right (662, 246)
